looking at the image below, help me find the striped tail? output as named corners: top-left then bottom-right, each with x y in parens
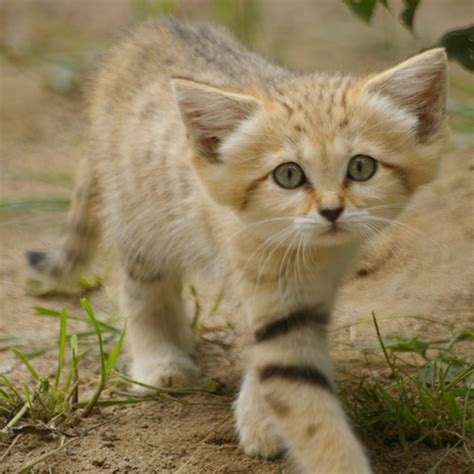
top-left (26, 159), bottom-right (101, 284)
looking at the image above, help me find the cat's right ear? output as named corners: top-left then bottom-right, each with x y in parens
top-left (172, 78), bottom-right (261, 162)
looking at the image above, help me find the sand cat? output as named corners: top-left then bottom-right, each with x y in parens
top-left (27, 19), bottom-right (448, 473)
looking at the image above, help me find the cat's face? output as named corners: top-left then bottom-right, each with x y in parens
top-left (174, 49), bottom-right (448, 249)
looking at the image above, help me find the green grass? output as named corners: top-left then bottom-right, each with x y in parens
top-left (0, 300), bottom-right (124, 432)
top-left (1, 297), bottom-right (472, 472)
top-left (0, 297), bottom-right (230, 471)
top-left (0, 197), bottom-right (70, 214)
top-left (340, 313), bottom-right (473, 471)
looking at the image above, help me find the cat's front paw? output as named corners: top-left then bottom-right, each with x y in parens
top-left (238, 416), bottom-right (286, 459)
top-left (130, 352), bottom-right (200, 394)
top-left (235, 368), bottom-right (286, 459)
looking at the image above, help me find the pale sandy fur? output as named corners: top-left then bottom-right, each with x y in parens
top-left (27, 18), bottom-right (448, 473)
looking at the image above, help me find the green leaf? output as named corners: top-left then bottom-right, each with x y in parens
top-left (104, 324), bottom-right (126, 376)
top-left (422, 356), bottom-right (473, 389)
top-left (69, 334), bottom-right (79, 404)
top-left (344, 0), bottom-right (377, 23)
top-left (34, 307), bottom-right (62, 317)
top-left (70, 334), bottom-right (78, 359)
top-left (23, 384), bottom-right (33, 411)
top-left (12, 348), bottom-right (42, 382)
top-left (400, 0), bottom-right (420, 31)
top-left (0, 375), bottom-right (22, 401)
top-left (444, 391), bottom-right (461, 423)
top-left (438, 25), bottom-right (474, 71)
top-left (80, 298), bottom-right (105, 378)
top-left (383, 335), bottom-right (430, 357)
top-left (35, 306), bottom-right (119, 333)
top-left (0, 197), bottom-right (70, 213)
top-left (54, 309), bottom-right (68, 389)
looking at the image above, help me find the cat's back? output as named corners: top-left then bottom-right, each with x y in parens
top-left (89, 18), bottom-right (288, 128)
top-left (88, 19), bottom-right (287, 270)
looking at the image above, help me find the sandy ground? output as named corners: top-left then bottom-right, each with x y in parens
top-left (1, 1), bottom-right (473, 472)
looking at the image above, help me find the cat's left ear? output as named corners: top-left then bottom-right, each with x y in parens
top-left (172, 78), bottom-right (261, 161)
top-left (364, 48), bottom-right (447, 141)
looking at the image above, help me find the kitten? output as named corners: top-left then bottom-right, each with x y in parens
top-left (27, 19), bottom-right (448, 473)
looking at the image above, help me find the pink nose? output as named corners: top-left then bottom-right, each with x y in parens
top-left (319, 207), bottom-right (343, 222)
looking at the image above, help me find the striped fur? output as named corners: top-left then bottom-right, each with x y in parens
top-left (258, 364), bottom-right (333, 391)
top-left (254, 308), bottom-right (328, 343)
top-left (26, 19), bottom-right (448, 473)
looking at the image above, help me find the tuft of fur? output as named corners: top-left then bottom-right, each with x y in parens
top-left (27, 19), bottom-right (448, 473)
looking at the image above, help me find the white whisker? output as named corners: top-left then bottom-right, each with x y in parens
top-left (254, 227), bottom-right (293, 291)
top-left (362, 216), bottom-right (444, 250)
top-left (278, 232), bottom-right (297, 306)
top-left (237, 225), bottom-right (293, 288)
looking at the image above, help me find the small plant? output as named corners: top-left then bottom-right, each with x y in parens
top-left (0, 300), bottom-right (125, 437)
top-left (0, 297), bottom-right (231, 470)
top-left (340, 313), bottom-right (474, 471)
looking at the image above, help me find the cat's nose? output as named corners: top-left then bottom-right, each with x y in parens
top-left (319, 207), bottom-right (344, 222)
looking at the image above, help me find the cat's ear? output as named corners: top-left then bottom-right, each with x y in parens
top-left (364, 48), bottom-right (447, 141)
top-left (172, 78), bottom-right (261, 161)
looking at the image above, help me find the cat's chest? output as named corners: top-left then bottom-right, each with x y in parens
top-left (227, 237), bottom-right (358, 313)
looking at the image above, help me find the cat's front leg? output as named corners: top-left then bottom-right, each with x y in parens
top-left (120, 269), bottom-right (199, 393)
top-left (237, 305), bottom-right (371, 473)
top-left (235, 366), bottom-right (287, 459)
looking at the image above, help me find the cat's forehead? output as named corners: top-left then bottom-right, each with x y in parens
top-left (269, 75), bottom-right (357, 136)
top-left (266, 75), bottom-right (359, 164)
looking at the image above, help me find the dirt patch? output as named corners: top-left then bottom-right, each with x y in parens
top-left (1, 1), bottom-right (472, 472)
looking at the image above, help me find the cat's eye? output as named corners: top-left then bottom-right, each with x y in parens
top-left (347, 155), bottom-right (377, 181)
top-left (272, 162), bottom-right (306, 189)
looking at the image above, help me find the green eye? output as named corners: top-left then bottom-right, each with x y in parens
top-left (273, 162), bottom-right (306, 189)
top-left (347, 155), bottom-right (377, 181)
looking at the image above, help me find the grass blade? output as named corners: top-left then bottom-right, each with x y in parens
top-left (70, 334), bottom-right (79, 404)
top-left (80, 298), bottom-right (105, 378)
top-left (104, 323), bottom-right (126, 376)
top-left (81, 297), bottom-right (111, 417)
top-left (11, 349), bottom-right (42, 382)
top-left (0, 197), bottom-right (70, 213)
top-left (54, 309), bottom-right (68, 390)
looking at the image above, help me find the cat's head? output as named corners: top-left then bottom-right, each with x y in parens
top-left (173, 48), bottom-right (448, 248)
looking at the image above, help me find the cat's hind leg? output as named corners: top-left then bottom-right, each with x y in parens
top-left (119, 266), bottom-right (199, 392)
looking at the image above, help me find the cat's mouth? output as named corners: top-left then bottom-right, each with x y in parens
top-left (322, 224), bottom-right (346, 236)
top-left (293, 217), bottom-right (353, 244)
